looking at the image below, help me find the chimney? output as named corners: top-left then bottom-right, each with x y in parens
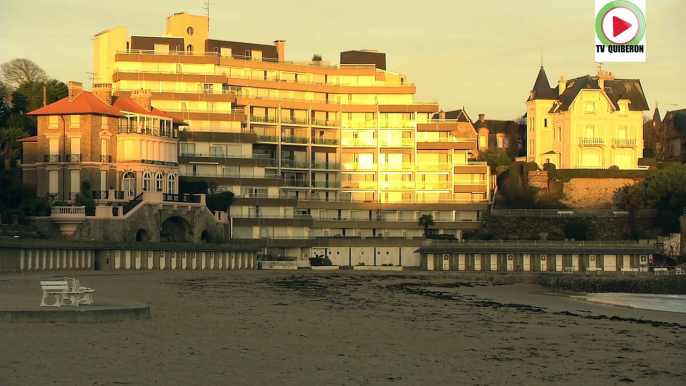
top-left (439, 110), bottom-right (446, 120)
top-left (92, 83), bottom-right (113, 106)
top-left (67, 81), bottom-right (83, 102)
top-left (478, 114), bottom-right (485, 123)
top-left (130, 89), bottom-right (152, 112)
top-left (558, 76), bottom-right (566, 96)
top-left (274, 40), bottom-right (285, 62)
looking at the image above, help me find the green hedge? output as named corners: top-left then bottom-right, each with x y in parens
top-left (638, 158), bottom-right (657, 166)
top-left (657, 162), bottom-right (682, 169)
top-left (549, 169), bottom-right (655, 181)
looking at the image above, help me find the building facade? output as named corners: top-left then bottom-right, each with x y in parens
top-left (92, 12), bottom-right (491, 258)
top-left (526, 67), bottom-right (648, 169)
top-left (23, 82), bottom-right (182, 202)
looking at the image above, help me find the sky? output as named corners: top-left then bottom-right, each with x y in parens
top-left (1, 0), bottom-right (684, 120)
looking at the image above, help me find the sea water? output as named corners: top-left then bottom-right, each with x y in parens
top-left (585, 293), bottom-right (686, 314)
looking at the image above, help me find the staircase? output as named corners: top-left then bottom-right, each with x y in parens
top-left (122, 193), bottom-right (144, 215)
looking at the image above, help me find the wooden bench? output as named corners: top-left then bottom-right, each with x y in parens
top-left (586, 267), bottom-right (603, 274)
top-left (675, 267), bottom-right (685, 275)
top-left (654, 268), bottom-right (669, 275)
top-left (621, 267), bottom-right (639, 275)
top-left (40, 279), bottom-right (95, 307)
top-left (563, 267), bottom-right (574, 274)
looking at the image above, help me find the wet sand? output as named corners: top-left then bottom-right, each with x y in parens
top-left (1, 270), bottom-right (685, 386)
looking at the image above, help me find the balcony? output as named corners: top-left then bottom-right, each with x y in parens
top-left (342, 162), bottom-right (377, 171)
top-left (44, 155), bottom-right (61, 163)
top-left (379, 121), bottom-right (415, 129)
top-left (283, 179), bottom-right (309, 187)
top-left (312, 162), bottom-right (340, 170)
top-left (179, 152), bottom-right (270, 160)
top-left (613, 138), bottom-right (637, 147)
top-left (342, 181), bottom-right (377, 190)
top-left (312, 138), bottom-right (339, 146)
top-left (281, 160), bottom-right (310, 168)
top-left (118, 125), bottom-right (177, 138)
top-left (580, 138), bottom-right (604, 146)
top-left (379, 162), bottom-right (414, 171)
top-left (416, 162), bottom-right (452, 171)
top-left (92, 190), bottom-right (126, 200)
top-left (281, 136), bottom-right (309, 144)
top-left (282, 117), bottom-right (310, 126)
top-left (379, 138), bottom-right (415, 147)
top-left (342, 120), bottom-right (377, 129)
top-left (100, 155), bottom-right (113, 163)
top-left (66, 154), bottom-right (82, 162)
top-left (250, 115), bottom-right (279, 124)
top-left (341, 138), bottom-right (378, 147)
top-left (162, 193), bottom-right (202, 203)
top-left (311, 120), bottom-right (339, 127)
top-left (416, 182), bottom-right (452, 190)
top-left (311, 181), bottom-right (341, 188)
top-left (416, 137), bottom-right (476, 143)
top-left (256, 135), bottom-right (279, 142)
top-left (379, 181), bottom-right (415, 190)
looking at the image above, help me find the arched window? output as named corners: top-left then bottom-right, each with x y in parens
top-left (143, 172), bottom-right (152, 192)
top-left (156, 173), bottom-right (164, 192)
top-left (186, 44), bottom-right (193, 54)
top-left (122, 172), bottom-right (135, 198)
top-left (167, 174), bottom-right (176, 194)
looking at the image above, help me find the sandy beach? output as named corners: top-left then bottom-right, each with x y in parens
top-left (1, 270), bottom-right (685, 386)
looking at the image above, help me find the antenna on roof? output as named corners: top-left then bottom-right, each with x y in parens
top-left (203, 0), bottom-right (216, 32)
top-left (596, 62), bottom-right (603, 72)
top-left (669, 103), bottom-right (678, 110)
top-left (540, 52), bottom-right (543, 67)
top-left (86, 72), bottom-right (95, 82)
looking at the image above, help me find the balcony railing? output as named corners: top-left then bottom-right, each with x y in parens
top-left (342, 120), bottom-right (378, 129)
top-left (342, 181), bottom-right (378, 190)
top-left (580, 138), bottom-right (604, 146)
top-left (282, 179), bottom-right (309, 187)
top-left (118, 125), bottom-right (177, 138)
top-left (282, 117), bottom-right (310, 125)
top-left (250, 115), bottom-right (279, 124)
top-left (341, 138), bottom-right (378, 147)
top-left (311, 120), bottom-right (339, 127)
top-left (342, 162), bottom-right (377, 171)
top-left (281, 160), bottom-right (310, 168)
top-left (613, 138), bottom-right (637, 147)
top-left (379, 138), bottom-right (415, 147)
top-left (379, 121), bottom-right (415, 129)
top-left (311, 181), bottom-right (341, 188)
top-left (92, 191), bottom-right (126, 200)
top-left (416, 137), bottom-right (476, 143)
top-left (66, 154), bottom-right (82, 162)
top-left (163, 193), bottom-right (201, 203)
top-left (256, 135), bottom-right (279, 142)
top-left (312, 138), bottom-right (339, 145)
top-left (378, 163), bottom-right (414, 171)
top-left (379, 181), bottom-right (415, 190)
top-left (44, 155), bottom-right (61, 163)
top-left (179, 153), bottom-right (270, 159)
top-left (416, 162), bottom-right (452, 171)
top-left (281, 136), bottom-right (309, 144)
top-left (312, 162), bottom-right (340, 170)
top-left (416, 182), bottom-right (452, 190)
top-left (180, 172), bottom-right (282, 179)
top-left (100, 155), bottom-right (113, 163)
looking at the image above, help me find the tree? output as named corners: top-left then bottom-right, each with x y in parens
top-left (206, 191), bottom-right (234, 213)
top-left (0, 127), bottom-right (30, 166)
top-left (312, 54), bottom-right (322, 62)
top-left (478, 146), bottom-right (512, 174)
top-left (418, 214), bottom-right (435, 237)
top-left (1, 59), bottom-right (48, 90)
top-left (643, 119), bottom-right (672, 161)
top-left (13, 79), bottom-right (68, 113)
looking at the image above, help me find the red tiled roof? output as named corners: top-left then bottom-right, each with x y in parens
top-left (28, 92), bottom-right (124, 117)
top-left (28, 91), bottom-right (184, 123)
top-left (17, 136), bottom-right (38, 143)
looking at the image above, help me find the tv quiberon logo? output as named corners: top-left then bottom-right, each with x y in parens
top-left (595, 0), bottom-right (646, 62)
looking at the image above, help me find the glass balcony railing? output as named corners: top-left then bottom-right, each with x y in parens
top-left (416, 137), bottom-right (476, 143)
top-left (311, 138), bottom-right (339, 145)
top-left (379, 138), bottom-right (415, 147)
top-left (341, 138), bottom-right (378, 147)
top-left (256, 135), bottom-right (279, 142)
top-left (312, 162), bottom-right (340, 170)
top-left (281, 160), bottom-right (310, 168)
top-left (281, 136), bottom-right (309, 144)
top-left (250, 115), bottom-right (279, 124)
top-left (342, 120), bottom-right (377, 129)
top-left (416, 182), bottom-right (452, 190)
top-left (342, 162), bottom-right (377, 171)
top-left (311, 181), bottom-right (341, 188)
top-left (378, 163), bottom-right (414, 171)
top-left (282, 179), bottom-right (309, 187)
top-left (416, 162), bottom-right (452, 171)
top-left (281, 117), bottom-right (310, 125)
top-left (379, 181), bottom-right (415, 190)
top-left (311, 120), bottom-right (339, 127)
top-left (342, 181), bottom-right (377, 190)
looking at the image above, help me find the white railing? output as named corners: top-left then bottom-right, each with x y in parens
top-left (580, 138), bottom-right (604, 146)
top-left (53, 206), bottom-right (86, 215)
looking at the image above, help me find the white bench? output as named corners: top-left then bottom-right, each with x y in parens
top-left (621, 267), bottom-right (639, 275)
top-left (40, 279), bottom-right (95, 307)
top-left (563, 267), bottom-right (574, 274)
top-left (64, 277), bottom-right (95, 305)
top-left (586, 267), bottom-right (603, 274)
top-left (654, 268), bottom-right (669, 275)
top-left (676, 267), bottom-right (685, 275)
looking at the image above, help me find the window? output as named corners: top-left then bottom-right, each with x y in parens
top-left (49, 116), bottom-right (58, 129)
top-left (187, 26), bottom-right (194, 36)
top-left (618, 126), bottom-right (627, 139)
top-left (202, 84), bottom-right (214, 94)
top-left (544, 118), bottom-right (548, 128)
top-left (558, 127), bottom-right (562, 140)
top-left (585, 125), bottom-right (595, 138)
top-left (167, 174), bottom-right (176, 194)
top-left (71, 170), bottom-right (80, 196)
top-left (70, 137), bottom-right (80, 157)
top-left (70, 115), bottom-right (79, 128)
top-left (143, 172), bottom-right (152, 192)
top-left (156, 173), bottom-right (164, 192)
top-left (186, 44), bottom-right (193, 54)
top-left (585, 102), bottom-right (595, 114)
top-left (49, 171), bottom-right (58, 194)
top-left (179, 143), bottom-right (195, 156)
top-left (100, 170), bottom-right (107, 191)
top-left (122, 172), bottom-right (135, 197)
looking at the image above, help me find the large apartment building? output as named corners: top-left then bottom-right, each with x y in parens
top-left (526, 66), bottom-right (648, 169)
top-left (92, 12), bottom-right (490, 258)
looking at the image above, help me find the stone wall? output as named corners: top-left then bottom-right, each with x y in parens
top-left (481, 214), bottom-right (657, 241)
top-left (559, 178), bottom-right (644, 208)
top-left (681, 216), bottom-right (686, 256)
top-left (69, 205), bottom-right (230, 243)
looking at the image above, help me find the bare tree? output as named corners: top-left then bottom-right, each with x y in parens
top-left (1, 59), bottom-right (48, 90)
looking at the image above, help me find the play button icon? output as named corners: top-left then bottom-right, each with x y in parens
top-left (613, 16), bottom-right (632, 37)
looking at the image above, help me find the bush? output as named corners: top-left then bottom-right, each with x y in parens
top-left (564, 218), bottom-right (590, 241)
top-left (638, 158), bottom-right (657, 167)
top-left (542, 163), bottom-right (557, 172)
top-left (522, 162), bottom-right (540, 173)
top-left (608, 165), bottom-right (620, 170)
top-left (206, 191), bottom-right (234, 212)
top-left (657, 162), bottom-right (681, 169)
